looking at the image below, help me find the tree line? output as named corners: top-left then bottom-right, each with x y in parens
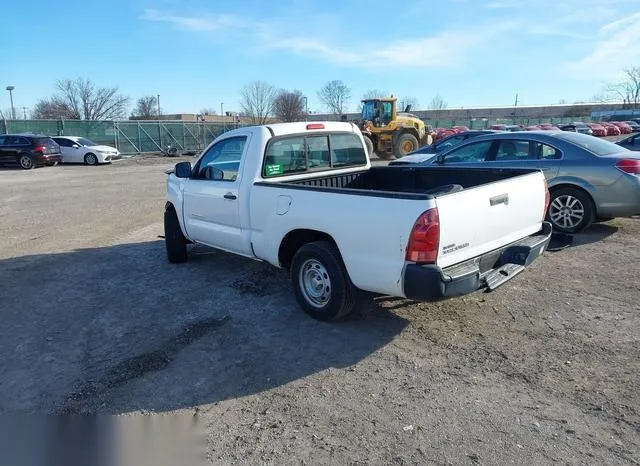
top-left (20, 67), bottom-right (640, 122)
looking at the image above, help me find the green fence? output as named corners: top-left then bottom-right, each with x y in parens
top-left (0, 119), bottom-right (244, 155)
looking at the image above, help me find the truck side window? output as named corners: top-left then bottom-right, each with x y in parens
top-left (330, 133), bottom-right (366, 167)
top-left (195, 136), bottom-right (247, 181)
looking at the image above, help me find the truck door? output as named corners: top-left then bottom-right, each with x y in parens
top-left (182, 134), bottom-right (252, 255)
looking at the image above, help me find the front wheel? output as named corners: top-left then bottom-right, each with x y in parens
top-left (84, 153), bottom-right (99, 165)
top-left (394, 133), bottom-right (419, 158)
top-left (290, 240), bottom-right (356, 321)
top-left (547, 188), bottom-right (595, 234)
top-left (164, 207), bottom-right (188, 263)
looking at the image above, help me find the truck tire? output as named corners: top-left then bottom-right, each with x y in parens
top-left (394, 133), bottom-right (419, 158)
top-left (290, 240), bottom-right (356, 321)
top-left (363, 134), bottom-right (374, 157)
top-left (164, 207), bottom-right (188, 263)
top-left (547, 187), bottom-right (595, 234)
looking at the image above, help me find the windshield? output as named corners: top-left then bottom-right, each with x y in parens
top-left (76, 138), bottom-right (97, 146)
top-left (554, 131), bottom-right (628, 155)
top-left (361, 101), bottom-right (376, 120)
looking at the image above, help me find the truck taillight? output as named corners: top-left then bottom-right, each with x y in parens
top-left (616, 159), bottom-right (640, 174)
top-left (406, 208), bottom-right (439, 264)
top-left (543, 180), bottom-right (550, 221)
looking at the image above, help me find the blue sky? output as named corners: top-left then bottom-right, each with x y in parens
top-left (1, 0), bottom-right (639, 116)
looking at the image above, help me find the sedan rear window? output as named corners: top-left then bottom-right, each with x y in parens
top-left (553, 132), bottom-right (626, 156)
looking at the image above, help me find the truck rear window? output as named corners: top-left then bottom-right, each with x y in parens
top-left (263, 132), bottom-right (366, 178)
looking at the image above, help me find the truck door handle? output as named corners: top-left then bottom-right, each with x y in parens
top-left (490, 194), bottom-right (509, 206)
top-left (224, 193), bottom-right (237, 200)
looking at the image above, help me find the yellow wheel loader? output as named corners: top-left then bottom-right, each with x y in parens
top-left (355, 97), bottom-right (433, 160)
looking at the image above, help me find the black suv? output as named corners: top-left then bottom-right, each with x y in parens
top-left (0, 134), bottom-right (62, 169)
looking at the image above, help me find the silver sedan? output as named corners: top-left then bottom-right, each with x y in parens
top-left (391, 131), bottom-right (640, 233)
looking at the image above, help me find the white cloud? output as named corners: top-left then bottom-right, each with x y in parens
top-left (141, 8), bottom-right (517, 70)
top-left (565, 12), bottom-right (640, 79)
top-left (141, 9), bottom-right (244, 31)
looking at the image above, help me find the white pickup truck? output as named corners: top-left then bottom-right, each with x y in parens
top-left (164, 121), bottom-right (552, 321)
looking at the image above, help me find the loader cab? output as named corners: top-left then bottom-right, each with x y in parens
top-left (361, 98), bottom-right (396, 127)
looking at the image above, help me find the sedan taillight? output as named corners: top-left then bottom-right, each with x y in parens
top-left (616, 159), bottom-right (640, 175)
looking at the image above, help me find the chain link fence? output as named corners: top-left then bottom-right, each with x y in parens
top-left (0, 119), bottom-right (246, 155)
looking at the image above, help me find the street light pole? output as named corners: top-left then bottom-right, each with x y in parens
top-left (6, 86), bottom-right (15, 120)
top-left (157, 94), bottom-right (161, 117)
top-left (303, 97), bottom-right (308, 121)
top-left (221, 103), bottom-right (224, 131)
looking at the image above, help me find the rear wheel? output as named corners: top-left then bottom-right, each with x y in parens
top-left (84, 153), bottom-right (98, 165)
top-left (290, 240), bottom-right (356, 321)
top-left (164, 207), bottom-right (188, 263)
top-left (547, 187), bottom-right (595, 234)
top-left (19, 154), bottom-right (35, 170)
top-left (394, 133), bottom-right (419, 158)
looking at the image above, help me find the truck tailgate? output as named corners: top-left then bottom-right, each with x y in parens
top-left (434, 171), bottom-right (547, 269)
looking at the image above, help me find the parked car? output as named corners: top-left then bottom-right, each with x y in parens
top-left (0, 134), bottom-right (62, 169)
top-left (407, 130), bottom-right (500, 155)
top-left (450, 125), bottom-right (470, 133)
top-left (586, 123), bottom-right (607, 137)
top-left (525, 125), bottom-right (542, 131)
top-left (538, 123), bottom-right (560, 131)
top-left (51, 136), bottom-right (120, 165)
top-left (623, 121), bottom-right (640, 132)
top-left (504, 125), bottom-right (523, 132)
top-left (601, 122), bottom-right (621, 136)
top-left (164, 121), bottom-right (551, 321)
top-left (616, 133), bottom-right (640, 151)
top-left (490, 124), bottom-right (506, 131)
top-left (389, 131), bottom-right (640, 234)
top-left (611, 121), bottom-right (633, 134)
top-left (570, 122), bottom-right (594, 135)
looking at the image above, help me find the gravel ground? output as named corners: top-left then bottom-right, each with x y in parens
top-left (0, 157), bottom-right (638, 465)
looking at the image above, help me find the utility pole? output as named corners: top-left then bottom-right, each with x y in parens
top-left (6, 86), bottom-right (15, 120)
top-left (221, 102), bottom-right (225, 131)
top-left (157, 94), bottom-right (161, 117)
top-left (303, 96), bottom-right (308, 121)
top-left (513, 93), bottom-right (519, 121)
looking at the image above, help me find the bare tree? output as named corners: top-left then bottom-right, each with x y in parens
top-left (606, 67), bottom-right (640, 108)
top-left (428, 94), bottom-right (447, 111)
top-left (31, 97), bottom-right (80, 119)
top-left (239, 81), bottom-right (277, 124)
top-left (399, 96), bottom-right (419, 112)
top-left (273, 90), bottom-right (306, 122)
top-left (199, 108), bottom-right (217, 115)
top-left (133, 95), bottom-right (158, 119)
top-left (32, 78), bottom-right (129, 120)
top-left (318, 80), bottom-right (351, 116)
top-left (428, 94), bottom-right (448, 119)
top-left (557, 99), bottom-right (568, 105)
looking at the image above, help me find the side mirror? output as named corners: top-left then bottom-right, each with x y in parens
top-left (72, 144), bottom-right (79, 149)
top-left (174, 161), bottom-right (192, 178)
top-left (435, 154), bottom-right (445, 164)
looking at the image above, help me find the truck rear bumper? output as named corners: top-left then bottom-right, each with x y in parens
top-left (403, 222), bottom-right (552, 301)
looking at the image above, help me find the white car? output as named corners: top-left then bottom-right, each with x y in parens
top-left (52, 136), bottom-right (120, 165)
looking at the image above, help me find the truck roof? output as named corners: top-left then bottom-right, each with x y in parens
top-left (265, 121), bottom-right (359, 137)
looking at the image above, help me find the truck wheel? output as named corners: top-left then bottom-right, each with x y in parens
top-left (547, 187), bottom-right (595, 234)
top-left (164, 207), bottom-right (188, 263)
top-left (363, 134), bottom-right (374, 157)
top-left (394, 133), bottom-right (419, 158)
top-left (290, 240), bottom-right (356, 321)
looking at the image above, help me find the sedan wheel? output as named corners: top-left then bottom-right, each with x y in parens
top-left (547, 188), bottom-right (594, 234)
top-left (19, 155), bottom-right (34, 170)
top-left (84, 153), bottom-right (98, 165)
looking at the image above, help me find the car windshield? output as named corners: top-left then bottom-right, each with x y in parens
top-left (76, 138), bottom-right (97, 146)
top-left (554, 131), bottom-right (627, 155)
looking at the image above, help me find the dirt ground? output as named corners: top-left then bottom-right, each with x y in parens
top-left (0, 157), bottom-right (638, 465)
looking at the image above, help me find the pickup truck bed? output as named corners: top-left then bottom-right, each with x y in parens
top-left (262, 165), bottom-right (537, 197)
